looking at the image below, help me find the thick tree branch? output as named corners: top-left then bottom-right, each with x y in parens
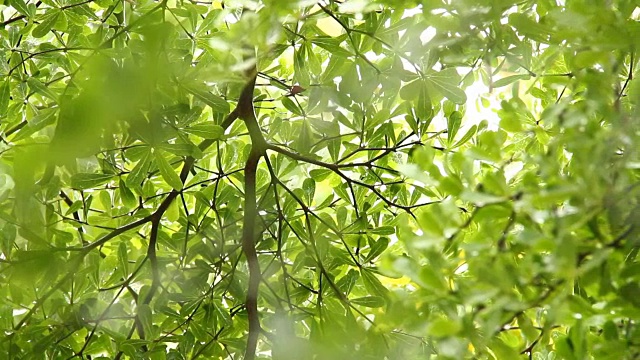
top-left (241, 148), bottom-right (262, 360)
top-left (236, 68), bottom-right (265, 360)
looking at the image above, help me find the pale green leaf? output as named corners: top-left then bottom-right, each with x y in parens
top-left (493, 74), bottom-right (531, 88)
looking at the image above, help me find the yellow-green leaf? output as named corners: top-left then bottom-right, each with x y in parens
top-left (154, 150), bottom-right (183, 191)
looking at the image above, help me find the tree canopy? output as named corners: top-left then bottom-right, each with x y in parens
top-left (1, 0), bottom-right (640, 359)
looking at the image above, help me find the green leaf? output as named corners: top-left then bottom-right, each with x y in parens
top-left (446, 111), bottom-right (462, 143)
top-left (11, 108), bottom-right (57, 142)
top-left (508, 13), bottom-right (551, 42)
top-left (119, 180), bottom-right (137, 208)
top-left (294, 46), bottom-right (311, 87)
top-left (350, 296), bottom-right (385, 308)
top-left (184, 124), bottom-right (224, 139)
top-left (452, 124), bottom-right (477, 148)
top-left (360, 268), bottom-right (389, 299)
top-left (302, 178), bottom-right (315, 205)
top-left (309, 169), bottom-right (332, 181)
top-left (166, 197), bottom-right (179, 222)
top-left (32, 11), bottom-right (60, 38)
top-left (182, 83), bottom-right (230, 113)
top-left (9, 0), bottom-right (30, 17)
top-left (367, 108), bottom-right (390, 130)
top-left (399, 79), bottom-right (422, 101)
top-left (517, 314), bottom-right (539, 342)
top-left (425, 68), bottom-right (467, 104)
top-left (337, 269), bottom-right (359, 295)
top-left (493, 74), bottom-right (531, 88)
top-left (0, 79), bottom-right (9, 113)
top-left (118, 241), bottom-right (128, 277)
top-left (126, 149), bottom-right (152, 189)
top-left (619, 283), bottom-right (640, 307)
top-left (321, 56), bottom-right (351, 83)
top-left (489, 338), bottom-right (522, 359)
top-left (27, 77), bottom-right (58, 102)
top-left (419, 265), bottom-right (448, 292)
top-left (426, 316), bottom-right (462, 337)
top-left (311, 36), bottom-right (353, 58)
top-left (70, 173), bottom-right (114, 190)
top-left (137, 304), bottom-right (154, 339)
top-left (64, 200), bottom-right (83, 216)
top-left (281, 96), bottom-right (301, 116)
top-left (292, 120), bottom-right (315, 155)
top-left (459, 190), bottom-right (507, 206)
top-left (157, 143), bottom-right (202, 158)
top-left (368, 226), bottom-right (395, 235)
top-left (154, 150), bottom-right (183, 191)
top-left (365, 236), bottom-right (389, 261)
top-left (53, 11), bottom-right (67, 32)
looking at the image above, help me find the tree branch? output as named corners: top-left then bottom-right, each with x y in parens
top-left (241, 148), bottom-right (262, 360)
top-left (237, 68), bottom-right (265, 360)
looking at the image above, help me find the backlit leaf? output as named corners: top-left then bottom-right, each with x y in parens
top-left (154, 150), bottom-right (183, 191)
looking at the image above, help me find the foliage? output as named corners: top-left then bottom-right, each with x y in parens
top-left (1, 0), bottom-right (640, 359)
